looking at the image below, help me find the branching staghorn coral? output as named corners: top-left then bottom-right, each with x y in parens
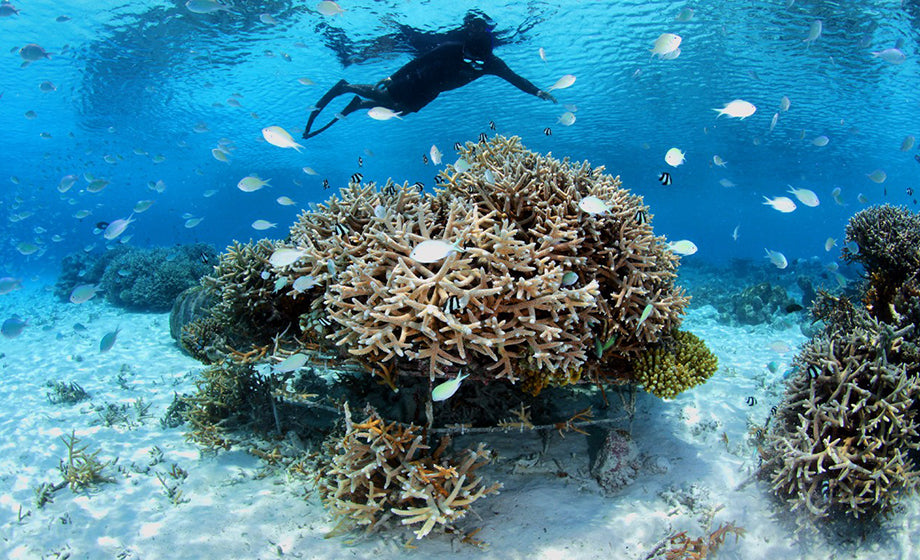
top-left (759, 317), bottom-right (920, 518)
top-left (318, 404), bottom-right (500, 539)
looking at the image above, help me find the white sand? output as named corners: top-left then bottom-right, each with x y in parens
top-left (1, 279), bottom-right (918, 559)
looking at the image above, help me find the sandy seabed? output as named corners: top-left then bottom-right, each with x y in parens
top-left (1, 279), bottom-right (918, 560)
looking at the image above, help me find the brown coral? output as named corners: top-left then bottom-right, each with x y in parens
top-left (271, 135), bottom-right (688, 392)
top-left (317, 405), bottom-right (500, 539)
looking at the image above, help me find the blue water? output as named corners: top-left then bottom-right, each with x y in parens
top-left (2, 0), bottom-right (918, 277)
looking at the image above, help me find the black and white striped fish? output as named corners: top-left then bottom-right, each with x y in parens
top-left (658, 172), bottom-right (672, 186)
top-left (543, 127), bottom-right (552, 136)
top-left (350, 173), bottom-right (363, 184)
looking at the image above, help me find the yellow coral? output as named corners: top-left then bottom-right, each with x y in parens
top-left (630, 331), bottom-right (717, 399)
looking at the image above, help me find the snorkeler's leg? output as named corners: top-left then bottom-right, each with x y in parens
top-left (303, 96), bottom-right (380, 139)
top-left (303, 79), bottom-right (350, 138)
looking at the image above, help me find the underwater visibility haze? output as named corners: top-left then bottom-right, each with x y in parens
top-left (3, 1), bottom-right (920, 558)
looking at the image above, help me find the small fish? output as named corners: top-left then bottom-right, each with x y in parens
top-left (134, 200), bottom-right (155, 213)
top-left (410, 240), bottom-right (460, 263)
top-left (270, 248), bottom-right (306, 268)
top-left (650, 33), bottom-right (682, 57)
top-left (665, 148), bottom-right (685, 167)
top-left (211, 148), bottom-right (230, 163)
top-left (636, 303), bottom-right (654, 331)
top-left (858, 193), bottom-right (869, 204)
top-left (712, 155), bottom-right (727, 167)
top-left (763, 196), bottom-right (796, 213)
top-left (0, 277), bottom-right (22, 295)
top-left (350, 173), bottom-right (363, 184)
top-left (453, 142), bottom-right (462, 151)
top-left (745, 396), bottom-right (757, 406)
top-left (185, 217), bottom-right (204, 228)
top-left (825, 237), bottom-right (836, 252)
top-left (422, 154), bottom-right (429, 165)
top-left (668, 240), bottom-right (697, 256)
top-left (558, 112), bottom-right (576, 126)
top-left (432, 371), bottom-right (469, 401)
top-left (274, 353), bottom-right (308, 373)
top-left (766, 361), bottom-right (779, 373)
top-left (769, 112), bottom-right (779, 132)
top-left (657, 171), bottom-right (671, 185)
top-left (543, 127), bottom-right (552, 136)
top-left (866, 169), bottom-right (887, 184)
top-left (787, 186), bottom-right (819, 207)
top-left (186, 0), bottom-right (234, 14)
top-left (322, 179), bottom-right (330, 189)
top-left (785, 303), bottom-right (804, 313)
top-left (764, 248), bottom-right (788, 269)
top-left (316, 0), bottom-right (344, 16)
top-left (779, 96), bottom-right (791, 112)
top-left (302, 166), bottom-right (318, 175)
top-left (99, 327), bottom-right (120, 353)
top-left (333, 223), bottom-right (349, 236)
top-left (104, 215), bottom-right (135, 241)
top-left (19, 43), bottom-right (51, 63)
top-left (732, 224), bottom-right (740, 241)
top-left (812, 135), bottom-right (829, 147)
top-left (871, 48), bottom-right (905, 64)
top-left (96, 221), bottom-right (110, 231)
top-left (635, 210), bottom-right (647, 225)
top-left (357, 156), bottom-right (364, 168)
top-left (430, 144), bottom-right (442, 165)
top-left (675, 8), bottom-right (694, 21)
top-left (412, 181), bottom-right (424, 192)
top-left (713, 99), bottom-right (756, 119)
top-left (251, 219), bottom-right (277, 230)
top-left (276, 196), bottom-right (296, 206)
top-left (443, 295), bottom-right (462, 313)
top-left (547, 74), bottom-right (576, 91)
top-left (578, 195), bottom-right (610, 215)
top-left (831, 187), bottom-right (844, 205)
top-left (262, 126), bottom-right (304, 151)
top-left (908, 187), bottom-right (915, 196)
top-left (199, 251), bottom-right (211, 265)
top-left (478, 132), bottom-right (488, 143)
top-left (900, 135), bottom-right (915, 151)
top-left (236, 175), bottom-right (271, 192)
top-left (807, 365), bottom-right (821, 378)
top-left (803, 20), bottom-right (822, 46)
top-left (489, 121), bottom-right (496, 130)
top-left (538, 47), bottom-right (546, 61)
top-left (561, 271), bottom-right (578, 286)
top-left (367, 106), bottom-right (402, 120)
top-left (260, 13), bottom-right (278, 25)
top-left (1, 316), bottom-right (26, 338)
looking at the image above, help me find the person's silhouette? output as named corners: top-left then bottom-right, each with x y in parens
top-left (302, 14), bottom-right (556, 139)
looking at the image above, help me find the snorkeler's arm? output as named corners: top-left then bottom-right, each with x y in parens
top-left (485, 56), bottom-right (557, 102)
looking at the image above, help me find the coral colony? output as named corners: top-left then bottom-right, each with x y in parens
top-left (175, 135), bottom-right (720, 538)
top-left (760, 204), bottom-right (920, 519)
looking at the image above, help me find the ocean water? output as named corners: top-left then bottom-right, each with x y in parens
top-left (2, 1), bottom-right (920, 558)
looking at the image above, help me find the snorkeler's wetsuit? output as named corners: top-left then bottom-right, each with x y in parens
top-left (382, 42), bottom-right (542, 114)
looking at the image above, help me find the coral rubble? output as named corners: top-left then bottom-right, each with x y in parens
top-left (318, 405), bottom-right (500, 539)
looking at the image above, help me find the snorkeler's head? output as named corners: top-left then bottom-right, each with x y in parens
top-left (461, 12), bottom-right (494, 62)
top-left (463, 10), bottom-right (496, 33)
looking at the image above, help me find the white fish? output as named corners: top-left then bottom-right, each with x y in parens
top-left (262, 126), bottom-right (304, 152)
top-left (871, 48), bottom-right (905, 65)
top-left (900, 136), bottom-right (915, 151)
top-left (867, 169), bottom-right (887, 184)
top-left (316, 1), bottom-right (344, 16)
top-left (561, 271), bottom-right (578, 286)
top-left (858, 193), bottom-right (869, 204)
top-left (270, 248), bottom-right (306, 268)
top-left (812, 135), bottom-right (830, 147)
top-left (185, 217), bottom-right (204, 228)
top-left (779, 96), bottom-right (791, 112)
top-left (833, 272), bottom-right (847, 288)
top-left (538, 47), bottom-right (547, 62)
top-left (186, 0), bottom-right (234, 14)
top-left (238, 176), bottom-right (270, 192)
top-left (831, 187), bottom-right (844, 205)
top-left (804, 20), bottom-right (822, 46)
top-left (104, 215), bottom-right (135, 240)
top-left (292, 275), bottom-right (316, 292)
top-left (650, 33), bottom-right (682, 57)
top-left (367, 106), bottom-right (402, 120)
top-left (274, 353), bottom-right (308, 373)
top-left (58, 175), bottom-right (77, 193)
top-left (769, 112), bottom-right (779, 132)
top-left (825, 237), bottom-right (836, 252)
top-left (763, 196), bottom-right (796, 213)
top-left (713, 99), bottom-right (756, 119)
top-left (786, 186), bottom-right (819, 207)
top-left (712, 155), bottom-right (727, 167)
top-left (430, 144), bottom-right (442, 165)
top-left (211, 148), bottom-right (230, 163)
top-left (732, 224), bottom-right (740, 241)
top-left (298, 77), bottom-right (315, 86)
top-left (664, 147), bottom-right (685, 167)
top-left (578, 195), bottom-right (610, 215)
top-left (276, 196), bottom-right (296, 206)
top-left (252, 220), bottom-right (277, 230)
top-left (432, 371), bottom-right (468, 401)
top-left (409, 240), bottom-right (459, 263)
top-left (547, 74), bottom-right (576, 91)
top-left (636, 303), bottom-right (654, 331)
top-left (558, 112), bottom-right (576, 126)
top-left (260, 13), bottom-right (278, 25)
top-left (764, 248), bottom-right (788, 269)
top-left (99, 327), bottom-right (120, 353)
top-left (668, 240), bottom-right (698, 256)
top-left (302, 166), bottom-right (318, 175)
top-left (69, 283), bottom-right (100, 304)
top-left (675, 8), bottom-right (694, 21)
top-left (134, 200), bottom-right (155, 213)
top-left (719, 178), bottom-right (736, 188)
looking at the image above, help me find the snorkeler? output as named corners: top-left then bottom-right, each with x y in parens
top-left (302, 14), bottom-right (557, 139)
